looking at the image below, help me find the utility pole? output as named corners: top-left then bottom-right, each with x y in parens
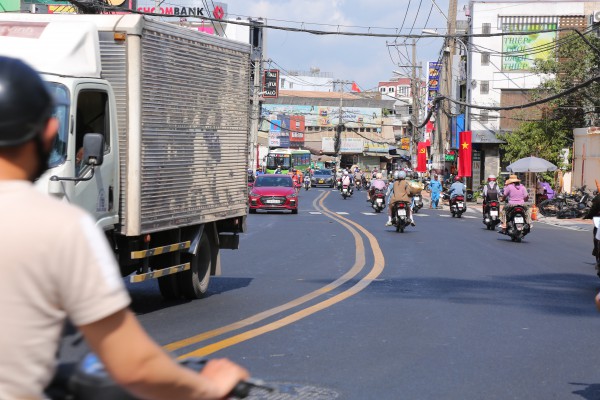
top-left (249, 19), bottom-right (264, 173)
top-left (436, 0), bottom-right (458, 173)
top-left (410, 39), bottom-right (420, 167)
top-left (332, 79), bottom-right (352, 170)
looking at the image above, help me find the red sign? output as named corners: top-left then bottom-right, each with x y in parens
top-left (289, 115), bottom-right (305, 143)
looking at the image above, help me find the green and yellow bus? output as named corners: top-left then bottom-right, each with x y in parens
top-left (266, 148), bottom-right (311, 174)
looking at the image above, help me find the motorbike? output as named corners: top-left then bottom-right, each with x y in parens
top-left (412, 193), bottom-right (423, 213)
top-left (46, 353), bottom-right (271, 400)
top-left (336, 177), bottom-right (342, 191)
top-left (371, 188), bottom-right (386, 213)
top-left (355, 178), bottom-right (362, 191)
top-left (483, 200), bottom-right (501, 230)
top-left (449, 195), bottom-right (466, 218)
top-left (341, 184), bottom-right (351, 199)
top-left (391, 201), bottom-right (411, 232)
top-left (502, 205), bottom-right (531, 242)
top-left (303, 177), bottom-right (310, 191)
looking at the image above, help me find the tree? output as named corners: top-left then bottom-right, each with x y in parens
top-left (498, 119), bottom-right (571, 169)
top-left (500, 32), bottom-right (600, 168)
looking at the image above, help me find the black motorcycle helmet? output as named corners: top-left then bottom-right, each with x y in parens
top-left (0, 56), bottom-right (54, 147)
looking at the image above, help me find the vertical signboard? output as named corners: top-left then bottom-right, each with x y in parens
top-left (427, 61), bottom-right (441, 109)
top-left (263, 69), bottom-right (279, 98)
top-left (289, 115), bottom-right (305, 148)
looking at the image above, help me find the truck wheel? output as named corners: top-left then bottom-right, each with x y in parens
top-left (158, 275), bottom-right (179, 300)
top-left (179, 234), bottom-right (211, 299)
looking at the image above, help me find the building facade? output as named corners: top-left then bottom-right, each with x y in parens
top-left (468, 0), bottom-right (596, 182)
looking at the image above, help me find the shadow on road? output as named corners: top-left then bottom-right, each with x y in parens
top-left (363, 273), bottom-right (600, 317)
top-left (129, 277), bottom-right (253, 315)
top-left (571, 382), bottom-right (600, 399)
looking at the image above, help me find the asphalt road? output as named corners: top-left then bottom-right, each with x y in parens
top-left (125, 187), bottom-right (600, 399)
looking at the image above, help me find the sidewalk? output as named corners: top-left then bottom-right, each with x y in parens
top-left (420, 191), bottom-right (593, 231)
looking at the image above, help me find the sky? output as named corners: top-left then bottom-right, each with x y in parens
top-left (218, 0), bottom-right (471, 91)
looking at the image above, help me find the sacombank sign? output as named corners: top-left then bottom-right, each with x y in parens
top-left (137, 1), bottom-right (227, 19)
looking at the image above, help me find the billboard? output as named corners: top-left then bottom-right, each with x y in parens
top-left (502, 21), bottom-right (557, 71)
top-left (136, 0), bottom-right (227, 21)
top-left (322, 137), bottom-right (364, 154)
top-left (262, 104), bottom-right (382, 128)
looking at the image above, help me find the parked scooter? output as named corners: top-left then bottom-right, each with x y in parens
top-left (483, 200), bottom-right (501, 230)
top-left (412, 193), bottom-right (423, 213)
top-left (501, 205), bottom-right (531, 242)
top-left (449, 195), bottom-right (466, 218)
top-left (391, 201), bottom-right (412, 232)
top-left (371, 188), bottom-right (386, 213)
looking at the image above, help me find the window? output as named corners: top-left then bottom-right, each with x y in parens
top-left (380, 87), bottom-right (386, 93)
top-left (280, 78), bottom-right (285, 88)
top-left (480, 110), bottom-right (489, 124)
top-left (397, 86), bottom-right (410, 97)
top-left (481, 52), bottom-right (490, 66)
top-left (289, 82), bottom-right (293, 89)
top-left (389, 87), bottom-right (395, 93)
top-left (482, 23), bottom-right (491, 35)
top-left (480, 80), bottom-right (489, 94)
top-left (408, 106), bottom-right (413, 115)
top-left (75, 90), bottom-right (110, 176)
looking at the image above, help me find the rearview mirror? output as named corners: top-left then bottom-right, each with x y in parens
top-left (82, 133), bottom-right (104, 167)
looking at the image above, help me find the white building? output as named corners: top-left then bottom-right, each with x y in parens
top-left (278, 68), bottom-right (335, 92)
top-left (468, 0), bottom-right (596, 179)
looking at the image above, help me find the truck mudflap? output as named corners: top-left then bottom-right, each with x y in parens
top-left (130, 263), bottom-right (190, 283)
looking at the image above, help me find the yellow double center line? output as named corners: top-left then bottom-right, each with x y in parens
top-left (167, 190), bottom-right (385, 358)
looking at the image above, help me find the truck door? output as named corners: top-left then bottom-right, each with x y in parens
top-left (71, 84), bottom-right (118, 226)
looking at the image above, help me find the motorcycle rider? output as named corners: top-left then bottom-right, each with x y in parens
top-left (367, 172), bottom-right (387, 202)
top-left (354, 168), bottom-right (363, 190)
top-left (448, 175), bottom-right (465, 200)
top-left (0, 56), bottom-right (249, 400)
top-left (499, 174), bottom-right (531, 234)
top-left (385, 170), bottom-right (415, 227)
top-left (482, 174), bottom-right (501, 212)
top-left (341, 169), bottom-right (353, 194)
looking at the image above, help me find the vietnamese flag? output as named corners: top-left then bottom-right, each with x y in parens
top-left (458, 130), bottom-right (472, 177)
top-left (416, 142), bottom-right (427, 172)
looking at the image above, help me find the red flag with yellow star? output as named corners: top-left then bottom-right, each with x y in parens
top-left (458, 131), bottom-right (472, 177)
top-left (416, 142), bottom-right (427, 172)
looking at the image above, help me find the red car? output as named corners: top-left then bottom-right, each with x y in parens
top-left (248, 174), bottom-right (299, 214)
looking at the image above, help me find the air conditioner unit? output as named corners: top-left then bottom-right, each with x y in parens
top-left (592, 10), bottom-right (600, 23)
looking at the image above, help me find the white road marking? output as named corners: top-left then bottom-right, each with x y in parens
top-left (309, 212), bottom-right (322, 215)
top-left (413, 214), bottom-right (429, 217)
top-left (362, 212), bottom-right (377, 216)
top-left (336, 212), bottom-right (349, 215)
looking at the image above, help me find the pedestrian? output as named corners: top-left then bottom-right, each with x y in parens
top-left (0, 56), bottom-right (249, 400)
top-left (429, 174), bottom-right (442, 209)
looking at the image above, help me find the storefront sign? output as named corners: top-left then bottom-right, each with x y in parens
top-left (322, 137), bottom-right (364, 153)
top-left (427, 61), bottom-right (441, 107)
top-left (502, 20), bottom-right (557, 71)
top-left (263, 69), bottom-right (279, 98)
top-left (400, 138), bottom-right (410, 151)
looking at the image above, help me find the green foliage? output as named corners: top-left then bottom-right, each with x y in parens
top-left (502, 33), bottom-right (600, 170)
top-left (498, 119), bottom-right (571, 168)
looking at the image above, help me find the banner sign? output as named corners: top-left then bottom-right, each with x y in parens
top-left (458, 131), bottom-right (472, 177)
top-left (322, 137), bottom-right (364, 154)
top-left (400, 138), bottom-right (410, 151)
top-left (427, 61), bottom-right (442, 108)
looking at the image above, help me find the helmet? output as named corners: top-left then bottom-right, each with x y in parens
top-left (488, 174), bottom-right (496, 182)
top-left (454, 176), bottom-right (461, 182)
top-left (376, 173), bottom-right (382, 179)
top-left (394, 171), bottom-right (406, 180)
top-left (0, 57), bottom-right (54, 147)
top-left (343, 170), bottom-right (349, 176)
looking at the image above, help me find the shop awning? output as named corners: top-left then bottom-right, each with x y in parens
top-left (363, 152), bottom-right (389, 157)
top-left (471, 130), bottom-right (506, 144)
